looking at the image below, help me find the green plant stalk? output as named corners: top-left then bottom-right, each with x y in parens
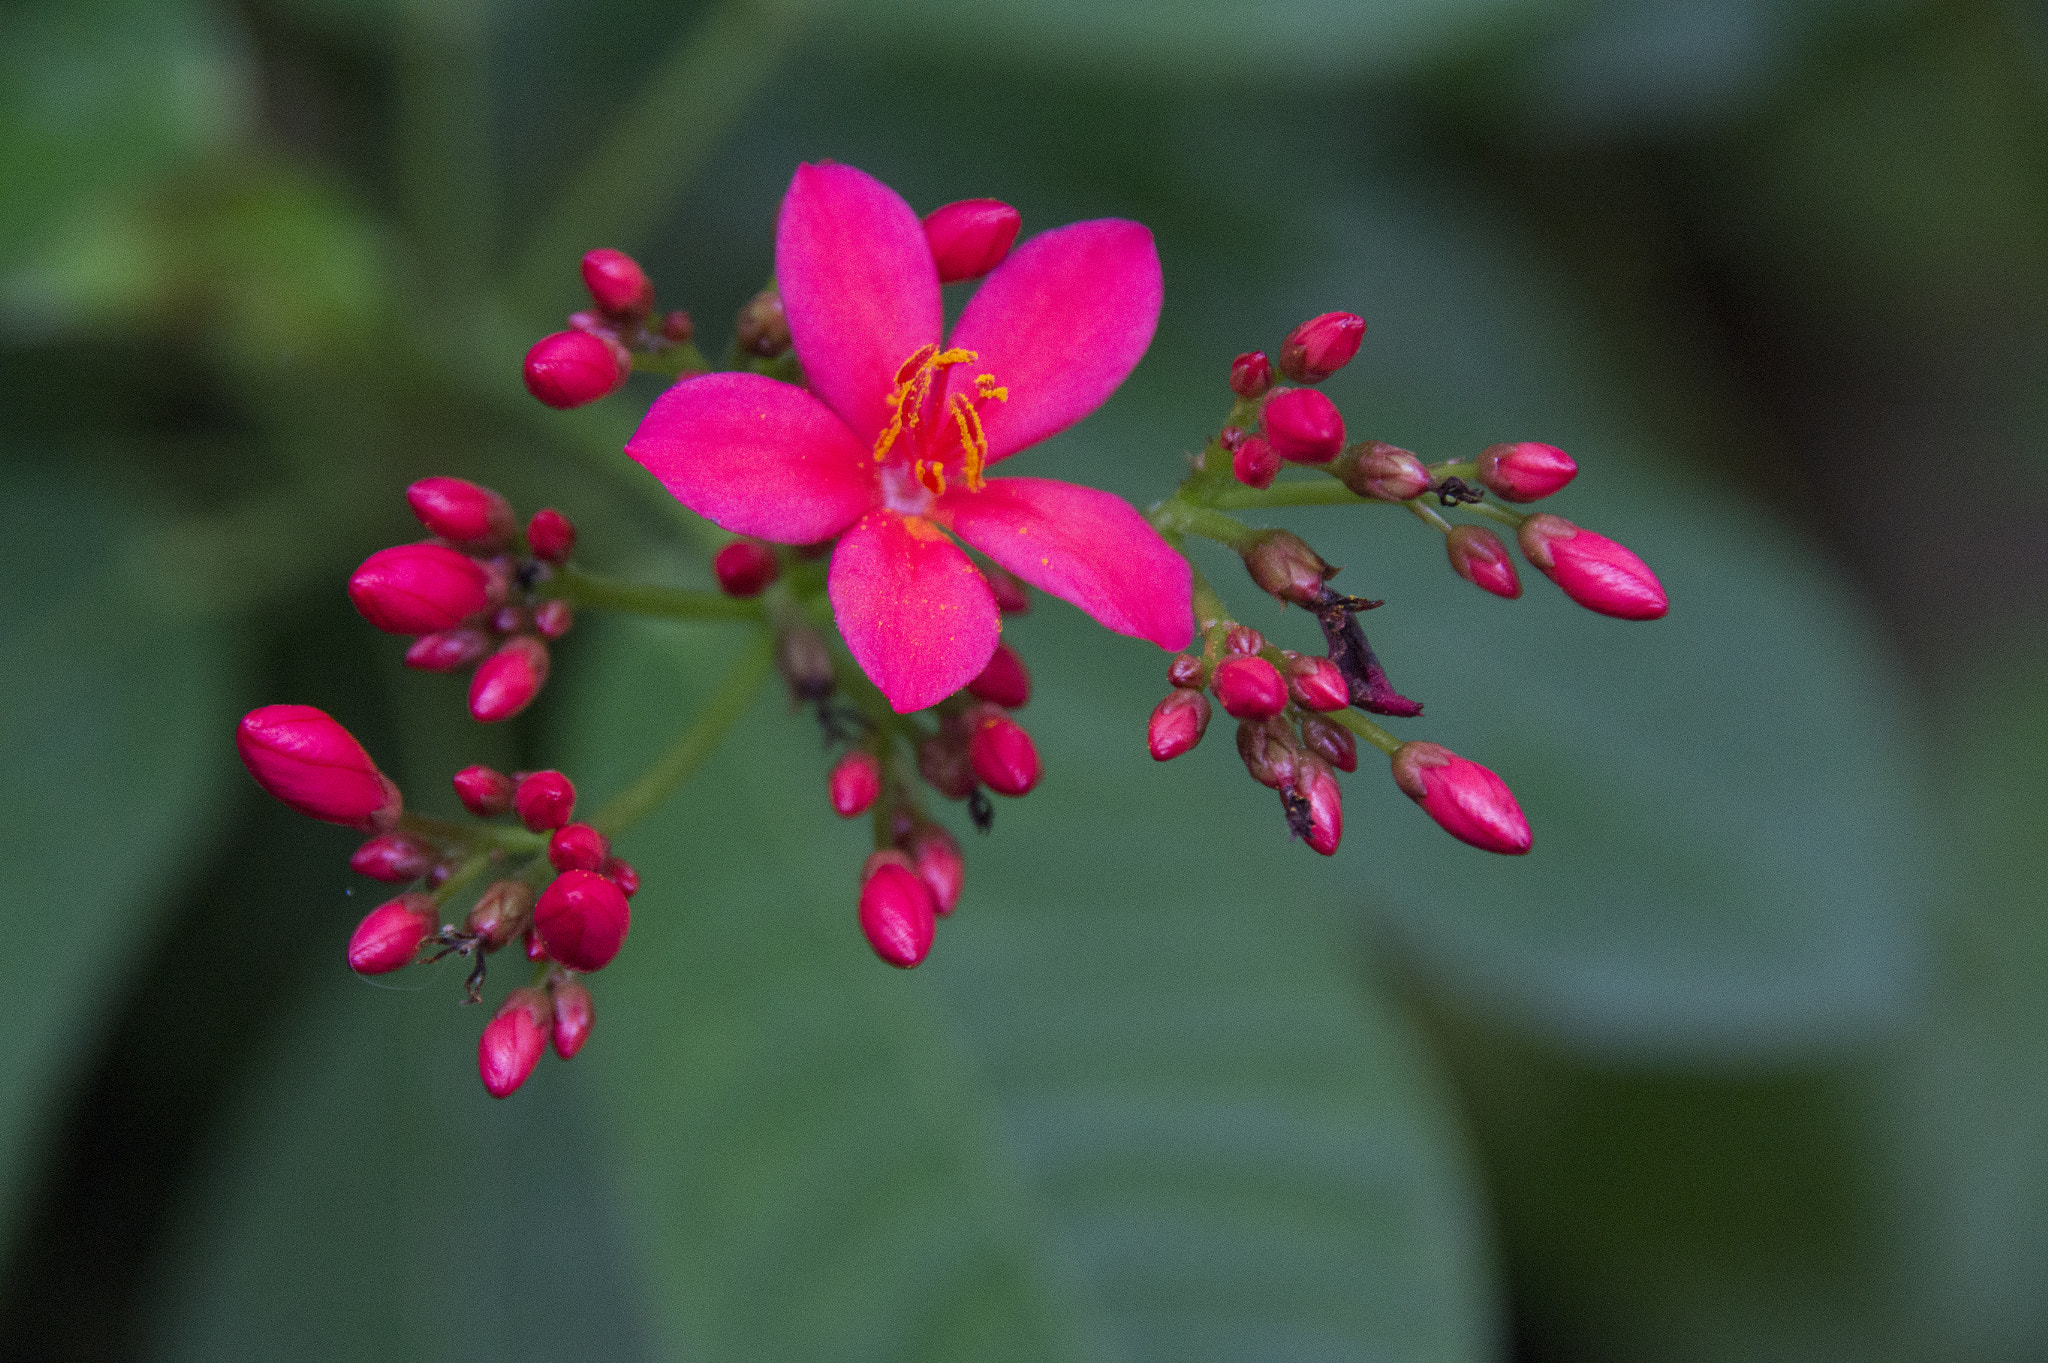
top-left (1325, 707), bottom-right (1403, 757)
top-left (544, 564), bottom-right (763, 621)
top-left (591, 632), bottom-right (777, 836)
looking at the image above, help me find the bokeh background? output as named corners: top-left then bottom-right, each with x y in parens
top-left (5, 0), bottom-right (2046, 1358)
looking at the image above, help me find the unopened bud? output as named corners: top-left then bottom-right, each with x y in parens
top-left (1290, 760), bottom-right (1344, 855)
top-left (406, 476), bottom-right (515, 549)
top-left (966, 641), bottom-right (1030, 708)
top-left (550, 978), bottom-right (594, 1059)
top-left (904, 823), bottom-right (964, 916)
top-left (1223, 625), bottom-right (1265, 656)
top-left (1262, 388), bottom-right (1345, 463)
top-left (533, 868), bottom-right (631, 972)
top-left (1229, 351), bottom-right (1273, 399)
top-left (490, 605), bottom-right (528, 635)
top-left (1390, 741), bottom-right (1532, 855)
top-left (526, 508), bottom-right (577, 564)
top-left (736, 288), bottom-right (790, 358)
top-left (453, 764), bottom-right (515, 817)
top-left (533, 599), bottom-right (574, 639)
top-left (602, 857), bottom-right (639, 897)
top-left (547, 821), bottom-right (610, 873)
top-left (1242, 529), bottom-right (1337, 607)
top-left (775, 624), bottom-right (835, 703)
top-left (350, 833), bottom-right (437, 883)
top-left (1231, 435), bottom-right (1280, 489)
top-left (478, 554), bottom-right (516, 608)
top-left (917, 732), bottom-right (977, 800)
top-left (479, 989), bottom-right (550, 1098)
top-left (348, 543), bottom-right (489, 635)
top-left (346, 892), bottom-right (438, 974)
top-left (1282, 652), bottom-right (1350, 711)
top-left (1446, 524), bottom-right (1521, 599)
top-left (858, 863), bottom-right (937, 968)
top-left (660, 310), bottom-right (694, 345)
top-left (1147, 689), bottom-right (1211, 761)
top-left (1212, 655), bottom-right (1287, 719)
top-left (967, 709), bottom-right (1040, 796)
top-left (714, 541), bottom-right (780, 597)
top-left (513, 770), bottom-right (576, 831)
top-left (580, 248), bottom-right (655, 320)
top-left (403, 627), bottom-right (492, 672)
top-left (469, 636), bottom-right (550, 722)
top-left (1337, 440), bottom-right (1430, 502)
top-left (983, 564), bottom-right (1032, 614)
top-left (1219, 426), bottom-right (1248, 453)
top-left (922, 198), bottom-right (1022, 283)
top-left (523, 330), bottom-right (630, 409)
top-left (1167, 654), bottom-right (1206, 689)
top-left (1517, 514), bottom-right (1667, 620)
top-left (235, 704), bottom-right (401, 831)
top-left (1477, 441), bottom-right (1577, 503)
top-left (1278, 311), bottom-right (1365, 384)
top-left (1297, 711), bottom-right (1357, 772)
top-left (1235, 716), bottom-right (1300, 790)
top-left (829, 750), bottom-right (883, 818)
top-left (464, 879), bottom-right (536, 951)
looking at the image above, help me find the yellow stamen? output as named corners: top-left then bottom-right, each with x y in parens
top-left (914, 459), bottom-right (947, 496)
top-left (975, 373), bottom-right (1008, 403)
top-left (950, 392), bottom-right (990, 492)
top-left (873, 345), bottom-right (980, 463)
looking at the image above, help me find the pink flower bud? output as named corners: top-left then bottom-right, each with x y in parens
top-left (829, 750), bottom-right (882, 818)
top-left (1390, 741), bottom-right (1532, 855)
top-left (1229, 351), bottom-right (1273, 399)
top-left (1224, 625), bottom-right (1266, 656)
top-left (453, 764), bottom-right (515, 817)
top-left (1516, 514), bottom-right (1668, 620)
top-left (1147, 689), bottom-right (1211, 761)
top-left (403, 627), bottom-right (492, 673)
top-left (464, 879), bottom-right (536, 951)
top-left (547, 821), bottom-right (610, 873)
top-left (1298, 711), bottom-right (1356, 772)
top-left (533, 599), bottom-right (574, 639)
top-left (1286, 760), bottom-right (1343, 855)
top-left (347, 543), bottom-right (489, 635)
top-left (1235, 717), bottom-right (1300, 790)
top-left (904, 824), bottom-right (964, 916)
top-left (1476, 441), bottom-right (1577, 502)
top-left (350, 833), bottom-right (437, 883)
top-left (1282, 653), bottom-right (1350, 711)
top-left (1338, 440), bottom-right (1430, 502)
top-left (469, 637), bottom-right (550, 723)
top-left (550, 979), bottom-right (594, 1059)
top-left (1212, 655), bottom-right (1287, 720)
top-left (1231, 434), bottom-right (1279, 489)
top-left (405, 476), bottom-right (515, 549)
top-left (1446, 524), bottom-right (1521, 599)
top-left (983, 564), bottom-right (1031, 614)
top-left (235, 704), bottom-right (401, 830)
top-left (922, 198), bottom-right (1022, 283)
top-left (479, 989), bottom-right (550, 1098)
top-left (580, 248), bottom-right (655, 319)
top-left (533, 868), bottom-right (631, 972)
top-left (1278, 311), bottom-right (1365, 384)
top-left (526, 508), bottom-right (577, 564)
top-left (602, 857), bottom-right (639, 897)
top-left (858, 863), bottom-right (937, 968)
top-left (713, 541), bottom-right (780, 597)
top-left (523, 330), bottom-right (630, 409)
top-left (1262, 388), bottom-right (1345, 463)
top-left (1242, 529), bottom-right (1337, 607)
top-left (1167, 654), bottom-right (1206, 689)
top-left (513, 770), bottom-right (575, 831)
top-left (917, 732), bottom-right (977, 801)
top-left (967, 710), bottom-right (1040, 796)
top-left (1220, 426), bottom-right (1248, 453)
top-left (347, 893), bottom-right (438, 974)
top-left (966, 641), bottom-right (1031, 708)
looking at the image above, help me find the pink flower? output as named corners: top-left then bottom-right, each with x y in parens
top-left (628, 162), bottom-right (1193, 712)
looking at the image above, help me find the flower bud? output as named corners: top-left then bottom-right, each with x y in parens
top-left (1279, 311), bottom-right (1366, 383)
top-left (347, 543), bottom-right (489, 635)
top-left (1219, 426), bottom-right (1248, 453)
top-left (660, 310), bottom-right (694, 344)
top-left (601, 857), bottom-right (639, 897)
top-left (349, 832), bottom-right (437, 883)
top-left (1223, 625), bottom-right (1266, 656)
top-left (1212, 655), bottom-right (1287, 720)
top-left (858, 863), bottom-right (937, 968)
top-left (470, 636), bottom-right (551, 723)
top-left (736, 288), bottom-right (790, 358)
top-left (1167, 654), bottom-right (1206, 689)
top-left (346, 892), bottom-right (438, 974)
top-left (1147, 689), bottom-right (1211, 761)
top-left (1285, 759), bottom-right (1343, 855)
top-left (1229, 351), bottom-right (1273, 399)
top-left (479, 989), bottom-right (550, 1098)
top-left (550, 979), bottom-right (594, 1059)
top-left (513, 770), bottom-right (576, 831)
top-left (775, 624), bottom-right (836, 703)
top-left (453, 764), bottom-right (515, 817)
top-left (1235, 717), bottom-right (1300, 790)
top-left (523, 330), bottom-right (630, 409)
top-left (966, 641), bottom-right (1030, 708)
top-left (1390, 741), bottom-right (1532, 855)
top-left (1476, 441), bottom-right (1577, 503)
top-left (829, 750), bottom-right (883, 818)
top-left (713, 540), bottom-right (780, 597)
top-left (904, 823), bottom-right (964, 916)
top-left (1337, 440), bottom-right (1430, 502)
top-left (533, 869), bottom-right (631, 972)
top-left (477, 554), bottom-right (516, 608)
top-left (1242, 529), bottom-right (1337, 607)
top-left (1297, 711), bottom-right (1357, 772)
top-left (1262, 388), bottom-right (1345, 463)
top-left (922, 198), bottom-right (1022, 283)
top-left (414, 630), bottom-right (496, 680)
top-left (1231, 435), bottom-right (1279, 489)
top-left (983, 564), bottom-right (1031, 614)
top-left (1516, 515), bottom-right (1668, 620)
top-left (464, 879), bottom-right (536, 951)
top-left (405, 476), bottom-right (515, 549)
top-left (1282, 652), bottom-right (1349, 711)
top-left (917, 732), bottom-right (976, 801)
top-left (533, 599), bottom-right (574, 639)
top-left (547, 821), bottom-right (610, 873)
top-left (235, 704), bottom-right (401, 831)
top-left (490, 605), bottom-right (529, 635)
top-left (526, 508), bottom-right (576, 563)
top-left (580, 248), bottom-right (655, 320)
top-left (967, 710), bottom-right (1040, 796)
top-left (1445, 524), bottom-right (1521, 599)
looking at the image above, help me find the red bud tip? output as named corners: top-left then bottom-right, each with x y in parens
top-left (983, 564), bottom-right (1032, 614)
top-left (533, 869), bottom-right (631, 972)
top-left (858, 864), bottom-right (937, 968)
top-left (580, 248), bottom-right (655, 320)
top-left (1298, 711), bottom-right (1357, 772)
top-left (533, 599), bottom-right (574, 639)
top-left (967, 711), bottom-right (1041, 796)
top-left (550, 979), bottom-right (595, 1059)
top-left (1391, 741), bottom-right (1532, 855)
top-left (1287, 760), bottom-right (1343, 855)
top-left (404, 628), bottom-right (491, 672)
top-left (452, 765), bottom-right (515, 817)
top-left (1278, 311), bottom-right (1366, 384)
top-left (478, 989), bottom-right (550, 1098)
top-left (1261, 388), bottom-right (1346, 463)
top-left (523, 330), bottom-right (630, 409)
top-left (1231, 434), bottom-right (1280, 489)
top-left (547, 821), bottom-right (610, 873)
top-left (829, 750), bottom-right (883, 818)
top-left (1243, 529), bottom-right (1337, 606)
top-left (966, 641), bottom-right (1031, 708)
top-left (922, 198), bottom-right (1022, 284)
top-left (1477, 441), bottom-right (1577, 503)
top-left (1339, 441), bottom-right (1431, 502)
top-left (1516, 514), bottom-right (1667, 620)
top-left (1223, 625), bottom-right (1266, 656)
top-left (1446, 524), bottom-right (1522, 599)
top-left (1283, 653), bottom-right (1351, 711)
top-left (513, 770), bottom-right (576, 831)
top-left (347, 892), bottom-right (438, 974)
top-left (350, 833), bottom-right (437, 883)
top-left (1229, 351), bottom-right (1273, 399)
top-left (469, 637), bottom-right (551, 723)
top-left (713, 541), bottom-right (780, 597)
top-left (235, 704), bottom-right (400, 830)
top-left (347, 543), bottom-right (489, 635)
top-left (1212, 655), bottom-right (1288, 719)
top-left (601, 856), bottom-right (639, 897)
top-left (904, 824), bottom-right (964, 916)
top-left (405, 476), bottom-right (515, 549)
top-left (1147, 689), bottom-right (1212, 761)
top-left (526, 508), bottom-right (577, 564)
top-left (1167, 654), bottom-right (1206, 689)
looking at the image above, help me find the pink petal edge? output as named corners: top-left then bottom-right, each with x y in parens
top-left (828, 509), bottom-right (1001, 713)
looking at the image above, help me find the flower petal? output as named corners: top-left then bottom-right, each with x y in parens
top-left (776, 162), bottom-right (943, 446)
top-left (944, 219), bottom-right (1163, 464)
top-left (626, 372), bottom-right (873, 543)
top-left (829, 510), bottom-right (1000, 714)
top-left (938, 477), bottom-right (1191, 651)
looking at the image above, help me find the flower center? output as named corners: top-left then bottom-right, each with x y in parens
top-left (872, 343), bottom-right (1009, 498)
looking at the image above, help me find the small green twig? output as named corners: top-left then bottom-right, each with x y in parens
top-left (1325, 708), bottom-right (1404, 757)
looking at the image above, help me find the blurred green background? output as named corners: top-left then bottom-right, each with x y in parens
top-left (4, 0), bottom-right (2046, 1357)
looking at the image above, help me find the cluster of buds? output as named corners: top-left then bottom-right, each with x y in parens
top-left (523, 249), bottom-right (696, 409)
top-left (1219, 312), bottom-right (1366, 488)
top-left (347, 478), bottom-right (579, 723)
top-left (233, 705), bottom-right (634, 1098)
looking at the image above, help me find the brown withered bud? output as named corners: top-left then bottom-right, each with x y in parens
top-left (1298, 711), bottom-right (1358, 773)
top-left (1336, 440), bottom-right (1431, 503)
top-left (775, 624), bottom-right (835, 703)
top-left (1242, 529), bottom-right (1338, 607)
top-left (1234, 716), bottom-right (1302, 791)
top-left (1223, 625), bottom-right (1266, 656)
top-left (917, 732), bottom-right (978, 801)
top-left (736, 288), bottom-right (790, 358)
top-left (1166, 653), bottom-right (1206, 689)
top-left (464, 880), bottom-right (536, 952)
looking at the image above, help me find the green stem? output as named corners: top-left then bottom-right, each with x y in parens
top-left (1150, 499), bottom-right (1259, 550)
top-left (544, 563), bottom-right (763, 621)
top-left (399, 812), bottom-right (544, 853)
top-left (1326, 708), bottom-right (1403, 757)
top-left (1203, 479), bottom-right (1376, 511)
top-left (1468, 500), bottom-right (1530, 531)
top-left (432, 848), bottom-right (499, 907)
top-left (1407, 499), bottom-right (1454, 535)
top-left (590, 633), bottom-right (776, 836)
top-left (1187, 560), bottom-right (1232, 634)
